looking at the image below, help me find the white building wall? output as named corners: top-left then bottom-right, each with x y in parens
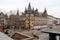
top-left (47, 15), bottom-right (57, 26)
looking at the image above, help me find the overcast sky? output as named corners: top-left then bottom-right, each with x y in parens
top-left (0, 0), bottom-right (60, 18)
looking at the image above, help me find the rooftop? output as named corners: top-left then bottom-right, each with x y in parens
top-left (41, 27), bottom-right (60, 34)
top-left (0, 32), bottom-right (13, 40)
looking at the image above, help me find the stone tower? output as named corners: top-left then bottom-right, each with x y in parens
top-left (43, 8), bottom-right (47, 17)
top-left (24, 3), bottom-right (34, 29)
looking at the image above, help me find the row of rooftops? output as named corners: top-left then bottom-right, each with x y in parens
top-left (0, 3), bottom-right (59, 19)
top-left (0, 3), bottom-right (48, 19)
top-left (0, 25), bottom-right (34, 40)
top-left (0, 31), bottom-right (34, 40)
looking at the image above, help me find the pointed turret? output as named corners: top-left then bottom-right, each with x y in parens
top-left (25, 3), bottom-right (34, 13)
top-left (0, 12), bottom-right (4, 16)
top-left (28, 3), bottom-right (31, 10)
top-left (17, 8), bottom-right (19, 16)
top-left (43, 8), bottom-right (47, 17)
top-left (44, 8), bottom-right (47, 13)
top-left (35, 8), bottom-right (38, 12)
top-left (5, 14), bottom-right (8, 20)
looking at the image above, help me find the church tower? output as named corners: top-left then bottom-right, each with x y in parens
top-left (16, 9), bottom-right (19, 16)
top-left (28, 3), bottom-right (31, 11)
top-left (43, 8), bottom-right (47, 17)
top-left (24, 3), bottom-right (34, 29)
top-left (25, 3), bottom-right (34, 13)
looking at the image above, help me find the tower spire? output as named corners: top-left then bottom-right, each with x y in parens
top-left (28, 3), bottom-right (31, 10)
top-left (44, 8), bottom-right (47, 13)
top-left (43, 8), bottom-right (47, 17)
top-left (17, 8), bottom-right (19, 16)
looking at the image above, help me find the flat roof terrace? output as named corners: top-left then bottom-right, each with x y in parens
top-left (41, 27), bottom-right (60, 40)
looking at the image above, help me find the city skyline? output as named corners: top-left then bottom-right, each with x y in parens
top-left (0, 0), bottom-right (60, 18)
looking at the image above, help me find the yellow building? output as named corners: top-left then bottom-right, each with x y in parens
top-left (24, 3), bottom-right (34, 29)
top-left (25, 13), bottom-right (34, 29)
top-left (21, 3), bottom-right (48, 29)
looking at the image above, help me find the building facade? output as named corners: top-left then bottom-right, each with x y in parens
top-left (20, 3), bottom-right (48, 29)
top-left (24, 3), bottom-right (34, 29)
top-left (34, 8), bottom-right (47, 26)
top-left (0, 12), bottom-right (5, 26)
top-left (47, 15), bottom-right (57, 26)
top-left (2, 3), bottom-right (57, 30)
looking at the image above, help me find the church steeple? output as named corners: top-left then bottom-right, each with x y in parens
top-left (43, 8), bottom-right (47, 17)
top-left (35, 8), bottom-right (38, 12)
top-left (25, 3), bottom-right (34, 13)
top-left (28, 3), bottom-right (31, 10)
top-left (17, 8), bottom-right (19, 16)
top-left (44, 8), bottom-right (47, 13)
